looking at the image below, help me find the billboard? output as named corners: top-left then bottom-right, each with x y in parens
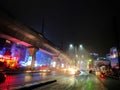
top-left (110, 47), bottom-right (119, 69)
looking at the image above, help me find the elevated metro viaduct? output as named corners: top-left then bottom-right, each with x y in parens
top-left (0, 10), bottom-right (72, 70)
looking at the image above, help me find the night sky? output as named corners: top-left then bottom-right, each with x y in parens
top-left (0, 0), bottom-right (120, 56)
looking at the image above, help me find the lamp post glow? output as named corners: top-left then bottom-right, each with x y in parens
top-left (79, 44), bottom-right (83, 50)
top-left (69, 44), bottom-right (73, 49)
top-left (69, 44), bottom-right (83, 69)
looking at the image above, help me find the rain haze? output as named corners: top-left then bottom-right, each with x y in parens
top-left (0, 0), bottom-right (120, 56)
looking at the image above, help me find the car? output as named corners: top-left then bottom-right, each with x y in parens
top-left (0, 72), bottom-right (6, 84)
top-left (74, 70), bottom-right (81, 76)
top-left (89, 70), bottom-right (92, 73)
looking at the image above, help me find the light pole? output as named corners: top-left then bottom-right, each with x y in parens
top-left (69, 44), bottom-right (83, 69)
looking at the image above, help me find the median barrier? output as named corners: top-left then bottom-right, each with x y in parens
top-left (11, 80), bottom-right (57, 90)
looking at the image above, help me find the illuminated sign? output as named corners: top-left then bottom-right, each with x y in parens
top-left (110, 47), bottom-right (118, 58)
top-left (110, 47), bottom-right (119, 69)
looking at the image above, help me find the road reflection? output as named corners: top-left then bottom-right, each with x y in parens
top-left (35, 71), bottom-right (108, 90)
top-left (0, 72), bottom-right (51, 90)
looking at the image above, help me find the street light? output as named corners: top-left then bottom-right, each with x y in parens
top-left (68, 44), bottom-right (83, 69)
top-left (79, 44), bottom-right (83, 50)
top-left (69, 44), bottom-right (74, 49)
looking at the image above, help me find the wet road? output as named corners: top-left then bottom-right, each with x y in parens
top-left (1, 70), bottom-right (120, 90)
top-left (34, 71), bottom-right (108, 90)
top-left (100, 76), bottom-right (120, 90)
top-left (0, 71), bottom-right (57, 90)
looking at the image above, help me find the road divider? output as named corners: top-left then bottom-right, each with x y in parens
top-left (11, 80), bottom-right (57, 90)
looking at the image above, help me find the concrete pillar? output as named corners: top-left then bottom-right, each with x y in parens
top-left (28, 47), bottom-right (38, 70)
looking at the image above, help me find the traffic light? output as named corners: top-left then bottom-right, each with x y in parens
top-left (89, 59), bottom-right (92, 62)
